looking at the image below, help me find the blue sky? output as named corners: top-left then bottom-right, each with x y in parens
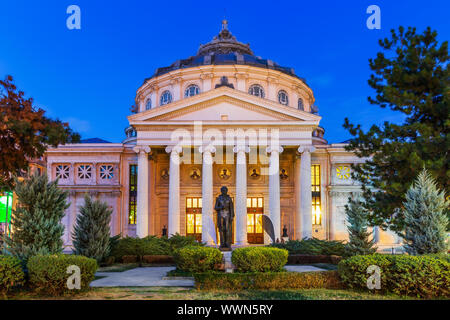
top-left (0, 0), bottom-right (448, 143)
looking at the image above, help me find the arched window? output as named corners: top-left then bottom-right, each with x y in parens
top-left (298, 98), bottom-right (304, 111)
top-left (145, 99), bottom-right (152, 110)
top-left (160, 91), bottom-right (172, 106)
top-left (185, 84), bottom-right (200, 97)
top-left (278, 90), bottom-right (289, 105)
top-left (248, 84), bottom-right (265, 98)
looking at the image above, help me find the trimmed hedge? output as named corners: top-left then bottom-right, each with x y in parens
top-left (194, 271), bottom-right (342, 290)
top-left (173, 246), bottom-right (222, 272)
top-left (232, 247), bottom-right (288, 272)
top-left (27, 254), bottom-right (98, 295)
top-left (110, 234), bottom-right (203, 262)
top-left (338, 254), bottom-right (450, 298)
top-left (288, 254), bottom-right (342, 265)
top-left (271, 238), bottom-right (346, 256)
top-left (0, 255), bottom-right (25, 293)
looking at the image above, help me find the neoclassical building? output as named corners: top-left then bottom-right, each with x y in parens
top-left (46, 21), bottom-right (400, 250)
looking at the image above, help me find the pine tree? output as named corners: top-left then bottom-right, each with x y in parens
top-left (344, 197), bottom-right (377, 257)
top-left (402, 169), bottom-right (449, 255)
top-left (72, 194), bottom-right (112, 262)
top-left (4, 173), bottom-right (68, 262)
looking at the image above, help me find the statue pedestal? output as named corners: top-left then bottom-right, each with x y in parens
top-left (221, 251), bottom-right (235, 273)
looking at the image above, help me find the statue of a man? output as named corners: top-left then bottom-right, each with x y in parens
top-left (214, 186), bottom-right (234, 249)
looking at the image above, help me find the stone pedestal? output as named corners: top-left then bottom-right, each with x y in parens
top-left (222, 251), bottom-right (235, 273)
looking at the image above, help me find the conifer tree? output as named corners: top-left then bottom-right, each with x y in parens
top-left (4, 173), bottom-right (68, 262)
top-left (402, 169), bottom-right (448, 255)
top-left (344, 197), bottom-right (377, 257)
top-left (72, 194), bottom-right (112, 262)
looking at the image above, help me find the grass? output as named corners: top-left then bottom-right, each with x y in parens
top-left (3, 286), bottom-right (427, 300)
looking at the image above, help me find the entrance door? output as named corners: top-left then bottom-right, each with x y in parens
top-left (186, 197), bottom-right (202, 241)
top-left (247, 197), bottom-right (264, 244)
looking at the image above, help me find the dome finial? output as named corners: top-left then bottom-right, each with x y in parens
top-left (222, 19), bottom-right (228, 31)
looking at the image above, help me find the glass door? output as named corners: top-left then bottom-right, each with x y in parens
top-left (247, 197), bottom-right (264, 244)
top-left (186, 197), bottom-right (202, 241)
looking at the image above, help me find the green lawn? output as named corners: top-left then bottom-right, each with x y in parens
top-left (3, 287), bottom-right (423, 300)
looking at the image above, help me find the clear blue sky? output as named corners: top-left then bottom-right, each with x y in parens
top-left (0, 1), bottom-right (448, 143)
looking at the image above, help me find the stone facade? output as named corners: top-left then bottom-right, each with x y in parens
top-left (46, 21), bottom-right (400, 250)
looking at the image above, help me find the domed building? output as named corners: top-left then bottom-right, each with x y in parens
top-left (46, 21), bottom-right (400, 250)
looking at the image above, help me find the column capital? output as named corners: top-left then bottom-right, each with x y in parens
top-left (133, 145), bottom-right (151, 154)
top-left (198, 145), bottom-right (216, 154)
top-left (233, 145), bottom-right (250, 154)
top-left (165, 145), bottom-right (183, 154)
top-left (297, 145), bottom-right (316, 154)
top-left (266, 146), bottom-right (284, 154)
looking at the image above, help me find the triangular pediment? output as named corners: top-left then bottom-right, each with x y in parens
top-left (128, 86), bottom-right (321, 124)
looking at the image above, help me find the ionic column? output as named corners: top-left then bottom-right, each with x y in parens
top-left (298, 146), bottom-right (315, 239)
top-left (166, 146), bottom-right (182, 236)
top-left (133, 145), bottom-right (151, 238)
top-left (266, 146), bottom-right (283, 242)
top-left (233, 145), bottom-right (250, 246)
top-left (199, 145), bottom-right (216, 245)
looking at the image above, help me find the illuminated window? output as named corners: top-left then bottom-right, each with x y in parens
top-left (246, 197), bottom-right (264, 243)
top-left (186, 197), bottom-right (202, 241)
top-left (311, 164), bottom-right (321, 225)
top-left (336, 166), bottom-right (350, 180)
top-left (248, 84), bottom-right (265, 98)
top-left (128, 164), bottom-right (137, 224)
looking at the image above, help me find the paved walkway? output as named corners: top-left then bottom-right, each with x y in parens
top-left (90, 265), bottom-right (327, 287)
top-left (91, 267), bottom-right (194, 287)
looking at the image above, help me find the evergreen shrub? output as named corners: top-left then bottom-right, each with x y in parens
top-left (231, 247), bottom-right (288, 272)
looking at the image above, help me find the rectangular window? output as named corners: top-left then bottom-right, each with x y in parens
top-left (128, 164), bottom-right (137, 224)
top-left (311, 164), bottom-right (321, 225)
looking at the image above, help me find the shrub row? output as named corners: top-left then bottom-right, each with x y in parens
top-left (110, 234), bottom-right (203, 262)
top-left (270, 238), bottom-right (346, 256)
top-left (232, 247), bottom-right (288, 272)
top-left (0, 255), bottom-right (25, 293)
top-left (338, 254), bottom-right (450, 298)
top-left (194, 271), bottom-right (342, 290)
top-left (288, 254), bottom-right (342, 265)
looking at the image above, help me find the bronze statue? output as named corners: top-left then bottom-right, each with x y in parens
top-left (214, 186), bottom-right (234, 249)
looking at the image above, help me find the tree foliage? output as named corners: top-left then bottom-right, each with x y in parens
top-left (72, 194), bottom-right (112, 262)
top-left (3, 173), bottom-right (68, 263)
top-left (402, 169), bottom-right (448, 255)
top-left (343, 27), bottom-right (450, 232)
top-left (0, 75), bottom-right (80, 190)
top-left (344, 197), bottom-right (377, 257)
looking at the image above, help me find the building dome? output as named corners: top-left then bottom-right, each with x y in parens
top-left (144, 20), bottom-right (304, 84)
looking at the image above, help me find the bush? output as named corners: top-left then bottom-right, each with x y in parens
top-left (0, 255), bottom-right (25, 293)
top-left (173, 246), bottom-right (222, 273)
top-left (338, 254), bottom-right (450, 298)
top-left (232, 247), bottom-right (288, 272)
top-left (27, 254), bottom-right (98, 295)
top-left (194, 271), bottom-right (342, 290)
top-left (271, 238), bottom-right (346, 256)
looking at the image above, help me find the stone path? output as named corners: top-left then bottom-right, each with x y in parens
top-left (90, 265), bottom-right (327, 287)
top-left (90, 267), bottom-right (194, 287)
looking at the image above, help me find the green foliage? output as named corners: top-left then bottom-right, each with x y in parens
top-left (194, 271), bottom-right (342, 291)
top-left (72, 194), bottom-right (113, 262)
top-left (270, 238), bottom-right (346, 256)
top-left (402, 169), bottom-right (449, 255)
top-left (0, 75), bottom-right (80, 190)
top-left (173, 246), bottom-right (222, 273)
top-left (344, 198), bottom-right (377, 257)
top-left (27, 254), bottom-right (97, 295)
top-left (338, 254), bottom-right (450, 298)
top-left (0, 255), bottom-right (25, 293)
top-left (343, 27), bottom-right (450, 232)
top-left (4, 173), bottom-right (68, 263)
top-left (231, 247), bottom-right (288, 272)
top-left (165, 233), bottom-right (204, 253)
